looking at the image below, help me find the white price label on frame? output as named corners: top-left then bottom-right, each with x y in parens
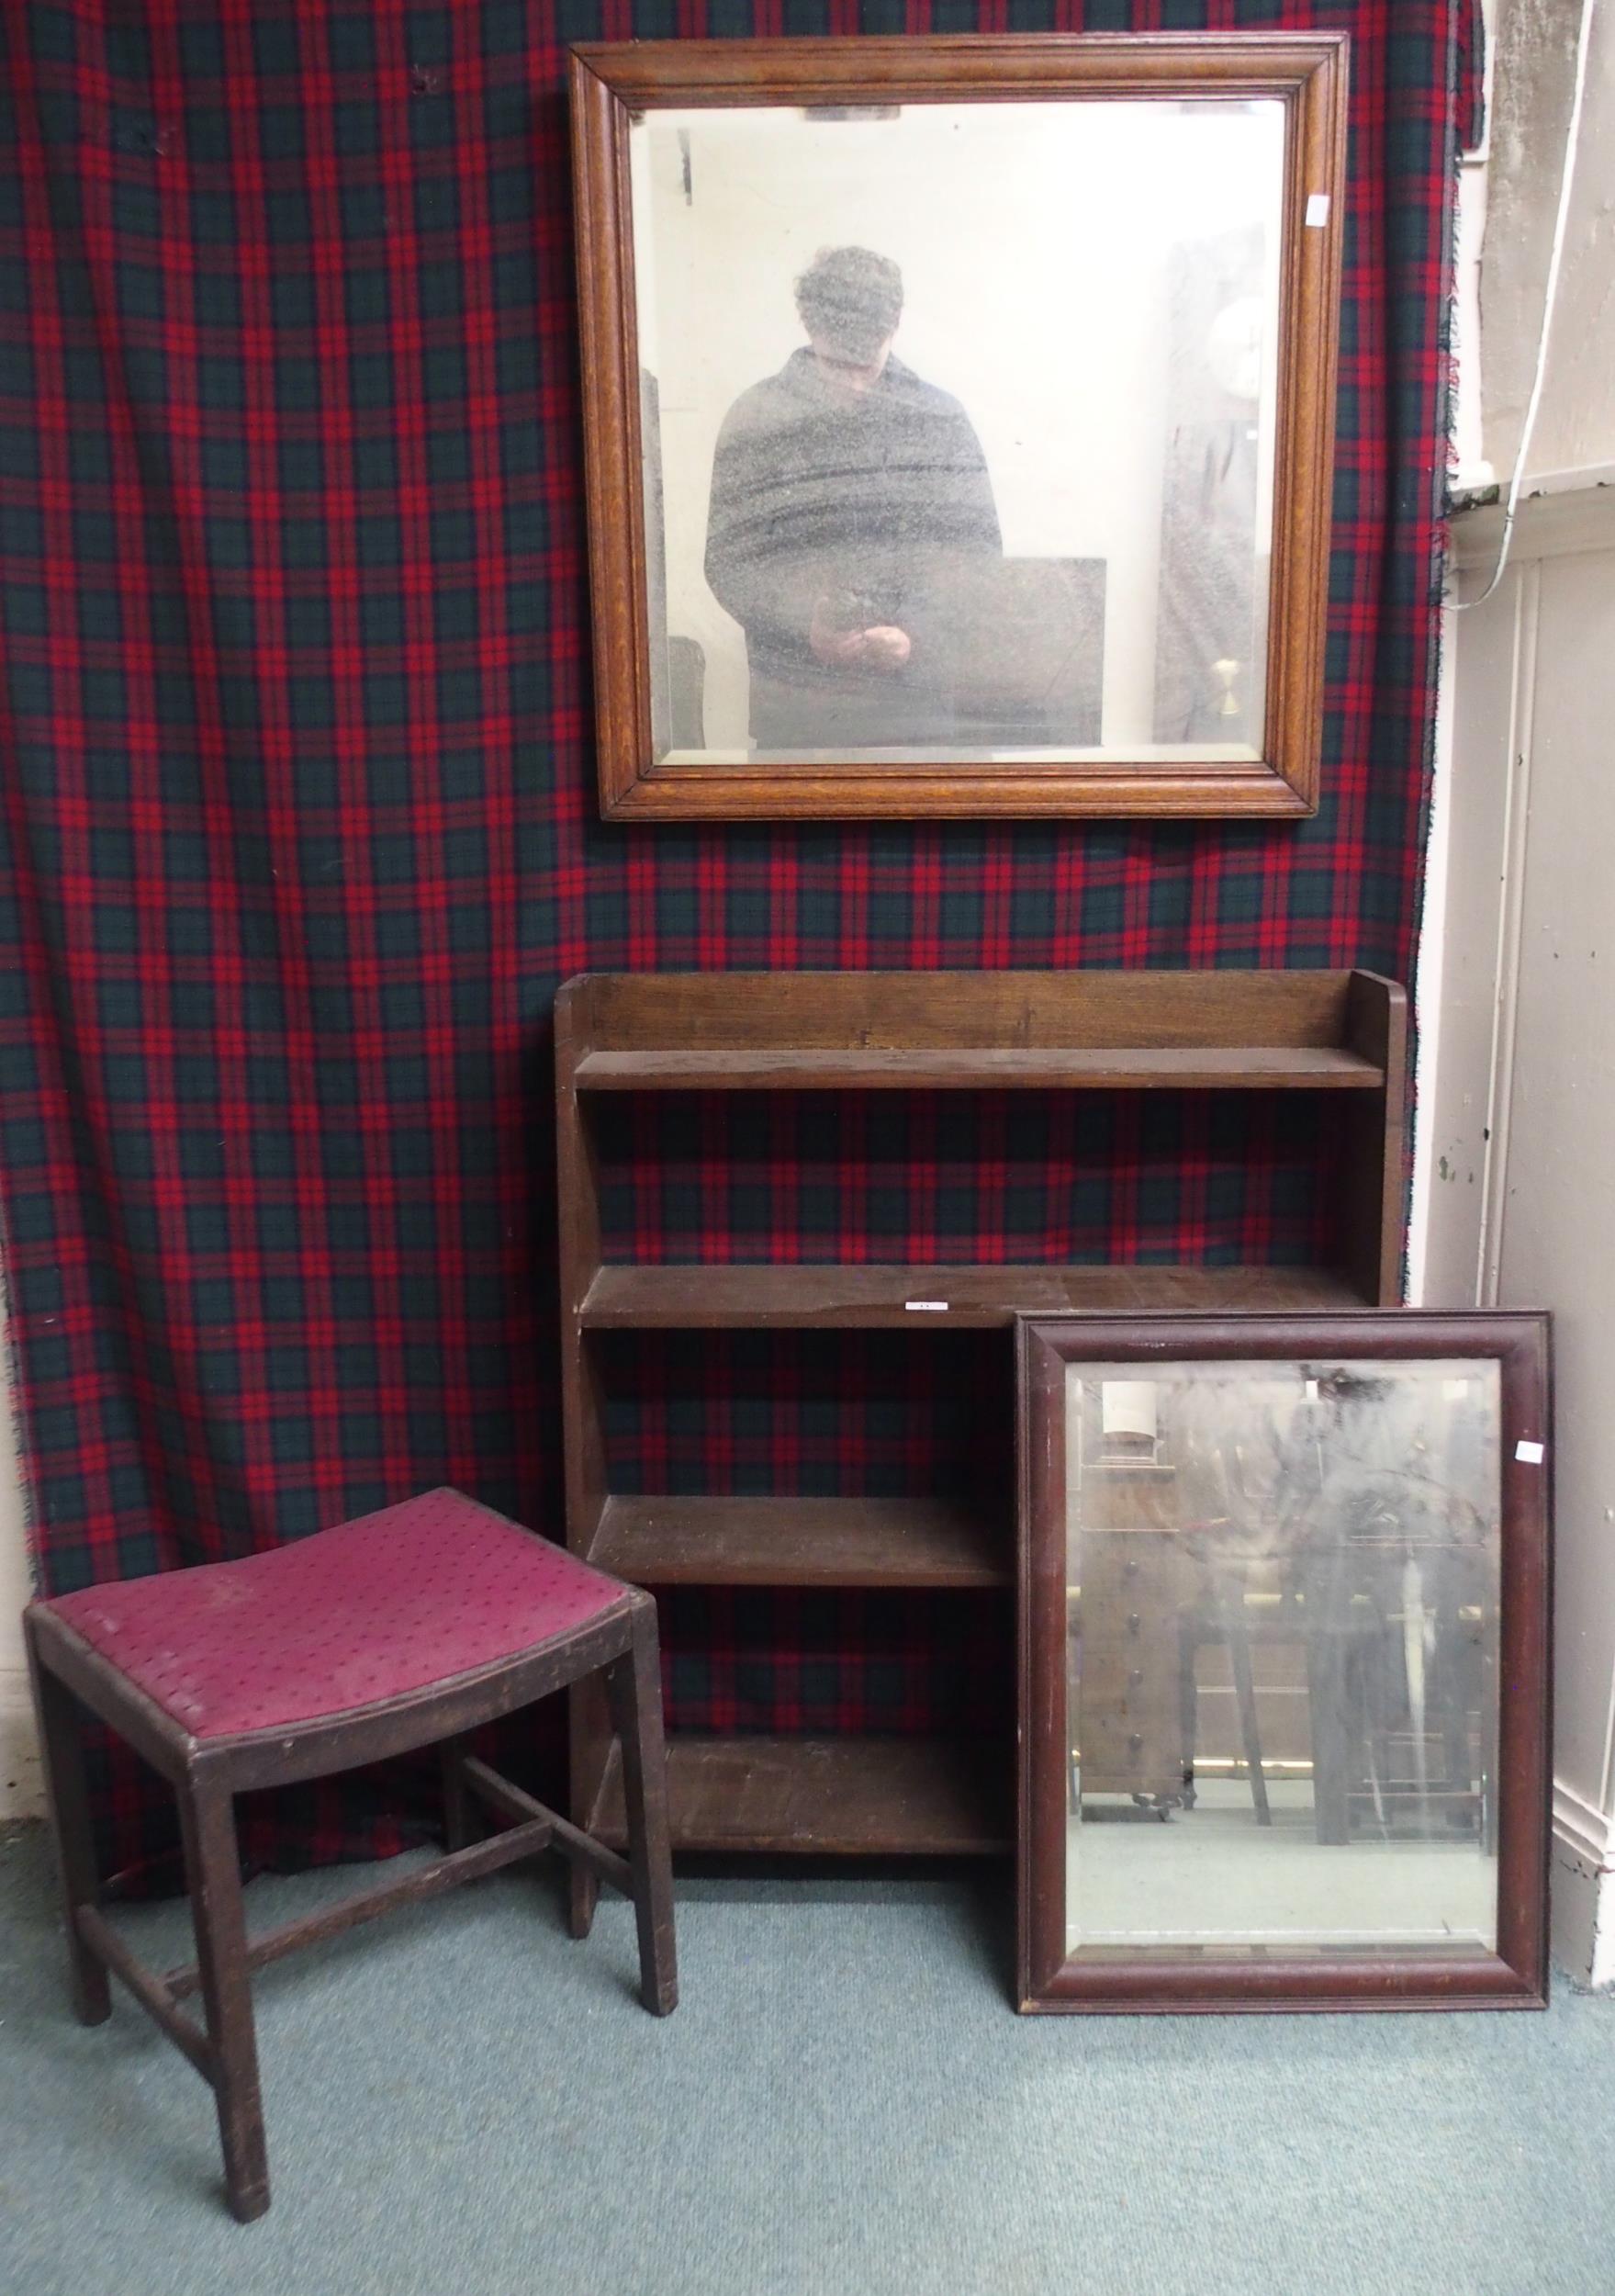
top-left (1306, 193), bottom-right (1330, 228)
top-left (903, 1300), bottom-right (949, 1313)
top-left (1515, 1439), bottom-right (1546, 1465)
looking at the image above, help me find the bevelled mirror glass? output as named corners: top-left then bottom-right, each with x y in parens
top-left (629, 99), bottom-right (1284, 771)
top-left (1064, 1356), bottom-right (1500, 1959)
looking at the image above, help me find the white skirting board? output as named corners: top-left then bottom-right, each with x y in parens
top-left (1552, 1782), bottom-right (1615, 1990)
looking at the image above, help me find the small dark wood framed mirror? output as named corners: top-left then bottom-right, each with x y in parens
top-left (1017, 1311), bottom-right (1552, 2012)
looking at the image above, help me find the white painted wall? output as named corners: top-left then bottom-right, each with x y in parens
top-left (1432, 489), bottom-right (1615, 1983)
top-left (1417, 0), bottom-right (1615, 1986)
top-left (1481, 0), bottom-right (1615, 476)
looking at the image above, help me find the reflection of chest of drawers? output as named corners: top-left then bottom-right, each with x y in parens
top-left (1071, 1530), bottom-right (1194, 1806)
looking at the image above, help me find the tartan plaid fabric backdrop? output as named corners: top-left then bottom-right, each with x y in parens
top-left (0, 0), bottom-right (1480, 1880)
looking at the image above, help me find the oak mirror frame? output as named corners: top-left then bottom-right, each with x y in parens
top-left (569, 34), bottom-right (1347, 821)
top-left (1016, 1312), bottom-right (1552, 2013)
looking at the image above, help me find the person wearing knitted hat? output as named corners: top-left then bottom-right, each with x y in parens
top-left (703, 245), bottom-right (1002, 751)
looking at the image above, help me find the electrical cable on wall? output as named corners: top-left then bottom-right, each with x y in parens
top-left (1456, 0), bottom-right (1599, 610)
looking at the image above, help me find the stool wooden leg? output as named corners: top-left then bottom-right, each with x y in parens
top-left (24, 1629), bottom-right (111, 2027)
top-left (567, 1676), bottom-right (610, 1939)
top-left (441, 1732), bottom-right (477, 1851)
top-left (568, 1864), bottom-right (600, 1941)
top-left (178, 1772), bottom-right (269, 2223)
top-left (605, 1615), bottom-right (677, 2016)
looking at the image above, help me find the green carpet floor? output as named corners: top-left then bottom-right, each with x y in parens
top-left (2, 1820), bottom-right (1612, 2296)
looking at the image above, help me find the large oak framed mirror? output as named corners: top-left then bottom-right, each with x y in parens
top-left (570, 34), bottom-right (1347, 820)
top-left (1017, 1312), bottom-right (1552, 2013)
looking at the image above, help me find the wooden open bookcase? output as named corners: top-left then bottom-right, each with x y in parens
top-left (555, 969), bottom-right (1407, 1893)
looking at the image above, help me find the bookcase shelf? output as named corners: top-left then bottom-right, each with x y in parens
top-left (588, 1493), bottom-right (1010, 1589)
top-left (555, 968), bottom-right (1407, 1887)
top-left (573, 1045), bottom-right (1384, 1092)
top-left (580, 1262), bottom-right (1368, 1330)
top-left (588, 1733), bottom-right (1011, 1857)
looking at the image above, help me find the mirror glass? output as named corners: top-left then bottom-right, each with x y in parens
top-left (1062, 1359), bottom-right (1502, 1962)
top-left (629, 99), bottom-right (1285, 767)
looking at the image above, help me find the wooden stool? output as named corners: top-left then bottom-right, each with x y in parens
top-left (23, 1488), bottom-right (677, 2222)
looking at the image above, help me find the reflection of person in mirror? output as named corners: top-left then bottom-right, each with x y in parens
top-left (703, 245), bottom-right (1001, 749)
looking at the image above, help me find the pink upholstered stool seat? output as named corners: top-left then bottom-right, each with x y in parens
top-left (46, 1488), bottom-right (630, 1739)
top-left (26, 1485), bottom-right (677, 2223)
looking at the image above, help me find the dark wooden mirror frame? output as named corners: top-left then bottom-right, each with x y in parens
top-left (569, 33), bottom-right (1347, 822)
top-left (1016, 1311), bottom-right (1553, 2014)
